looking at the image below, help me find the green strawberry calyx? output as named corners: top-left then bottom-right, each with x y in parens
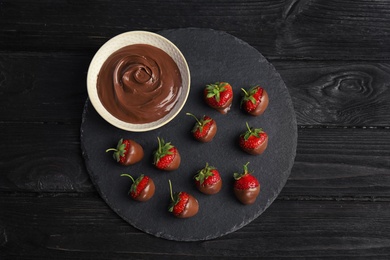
top-left (242, 122), bottom-right (263, 141)
top-left (186, 112), bottom-right (212, 133)
top-left (194, 162), bottom-right (216, 185)
top-left (106, 138), bottom-right (126, 162)
top-left (154, 137), bottom-right (174, 163)
top-left (241, 87), bottom-right (258, 105)
top-left (206, 82), bottom-right (228, 103)
top-left (168, 179), bottom-right (180, 213)
top-left (121, 173), bottom-right (144, 195)
top-left (233, 162), bottom-right (251, 180)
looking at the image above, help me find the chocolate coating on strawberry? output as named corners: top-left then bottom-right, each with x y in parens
top-left (239, 122), bottom-right (268, 155)
top-left (186, 113), bottom-right (217, 142)
top-left (153, 137), bottom-right (181, 171)
top-left (197, 178), bottom-right (222, 195)
top-left (163, 150), bottom-right (181, 170)
top-left (234, 187), bottom-right (260, 205)
top-left (194, 163), bottom-right (222, 195)
top-left (241, 86), bottom-right (269, 116)
top-left (251, 88), bottom-right (269, 116)
top-left (168, 180), bottom-right (199, 218)
top-left (106, 138), bottom-right (144, 165)
top-left (204, 82), bottom-right (233, 114)
top-left (177, 193), bottom-right (199, 218)
top-left (233, 162), bottom-right (260, 205)
top-left (135, 178), bottom-right (155, 201)
top-left (121, 174), bottom-right (155, 202)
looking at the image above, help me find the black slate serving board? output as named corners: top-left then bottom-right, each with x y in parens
top-left (81, 28), bottom-right (297, 241)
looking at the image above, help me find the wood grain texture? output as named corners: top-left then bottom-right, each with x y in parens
top-left (1, 53), bottom-right (390, 126)
top-left (0, 123), bottom-right (93, 192)
top-left (283, 127), bottom-right (390, 198)
top-left (275, 62), bottom-right (390, 126)
top-left (276, 0), bottom-right (390, 60)
top-left (1, 194), bottom-right (390, 259)
top-left (0, 52), bottom-right (89, 123)
top-left (1, 0), bottom-right (390, 60)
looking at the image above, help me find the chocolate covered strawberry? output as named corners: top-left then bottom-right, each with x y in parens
top-left (241, 86), bottom-right (269, 116)
top-left (120, 173), bottom-right (155, 202)
top-left (204, 82), bottom-right (233, 114)
top-left (239, 122), bottom-right (268, 155)
top-left (153, 137), bottom-right (181, 171)
top-left (106, 138), bottom-right (144, 165)
top-left (194, 163), bottom-right (222, 195)
top-left (168, 180), bottom-right (199, 218)
top-left (186, 113), bottom-right (217, 142)
top-left (233, 162), bottom-right (260, 205)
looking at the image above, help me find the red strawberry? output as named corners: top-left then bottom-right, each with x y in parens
top-left (239, 122), bottom-right (268, 155)
top-left (204, 82), bottom-right (234, 114)
top-left (168, 180), bottom-right (199, 218)
top-left (106, 138), bottom-right (144, 165)
top-left (186, 113), bottom-right (217, 142)
top-left (233, 162), bottom-right (260, 205)
top-left (120, 174), bottom-right (155, 202)
top-left (194, 163), bottom-right (222, 195)
top-left (241, 86), bottom-right (269, 116)
top-left (153, 137), bottom-right (181, 171)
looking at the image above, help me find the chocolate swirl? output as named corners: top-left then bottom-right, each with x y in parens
top-left (97, 44), bottom-right (182, 124)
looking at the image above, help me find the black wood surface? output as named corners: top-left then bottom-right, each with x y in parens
top-left (1, 0), bottom-right (390, 258)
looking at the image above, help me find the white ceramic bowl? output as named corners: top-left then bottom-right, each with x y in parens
top-left (87, 31), bottom-right (191, 132)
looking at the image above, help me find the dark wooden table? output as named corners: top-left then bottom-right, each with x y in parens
top-left (1, 1), bottom-right (390, 259)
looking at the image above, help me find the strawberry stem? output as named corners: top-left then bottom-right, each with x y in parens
top-left (245, 122), bottom-right (252, 133)
top-left (243, 162), bottom-right (250, 174)
top-left (186, 112), bottom-right (202, 126)
top-left (157, 137), bottom-right (162, 155)
top-left (234, 162), bottom-right (251, 180)
top-left (241, 88), bottom-right (249, 96)
top-left (120, 174), bottom-right (135, 183)
top-left (168, 179), bottom-right (174, 201)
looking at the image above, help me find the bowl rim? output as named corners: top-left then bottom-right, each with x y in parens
top-left (86, 30), bottom-right (191, 132)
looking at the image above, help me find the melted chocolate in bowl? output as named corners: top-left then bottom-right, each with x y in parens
top-left (97, 44), bottom-right (182, 124)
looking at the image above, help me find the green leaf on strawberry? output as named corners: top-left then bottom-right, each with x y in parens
top-left (120, 173), bottom-right (155, 202)
top-left (154, 137), bottom-right (174, 162)
top-left (167, 180), bottom-right (198, 218)
top-left (239, 122), bottom-right (268, 155)
top-left (233, 162), bottom-right (251, 180)
top-left (186, 112), bottom-right (211, 134)
top-left (241, 87), bottom-right (257, 105)
top-left (194, 163), bottom-right (215, 185)
top-left (194, 163), bottom-right (222, 195)
top-left (241, 86), bottom-right (269, 116)
top-left (153, 137), bottom-right (181, 171)
top-left (168, 192), bottom-right (181, 213)
top-left (233, 162), bottom-right (260, 204)
top-left (243, 122), bottom-right (263, 140)
top-left (204, 82), bottom-right (234, 114)
top-left (205, 82), bottom-right (228, 103)
top-left (106, 138), bottom-right (126, 162)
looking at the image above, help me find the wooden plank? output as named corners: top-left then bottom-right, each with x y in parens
top-left (0, 123), bottom-right (94, 192)
top-left (1, 123), bottom-right (389, 199)
top-left (1, 53), bottom-right (390, 126)
top-left (1, 1), bottom-right (390, 59)
top-left (282, 127), bottom-right (390, 198)
top-left (1, 194), bottom-right (390, 258)
top-left (275, 62), bottom-right (390, 126)
top-left (0, 52), bottom-right (89, 123)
